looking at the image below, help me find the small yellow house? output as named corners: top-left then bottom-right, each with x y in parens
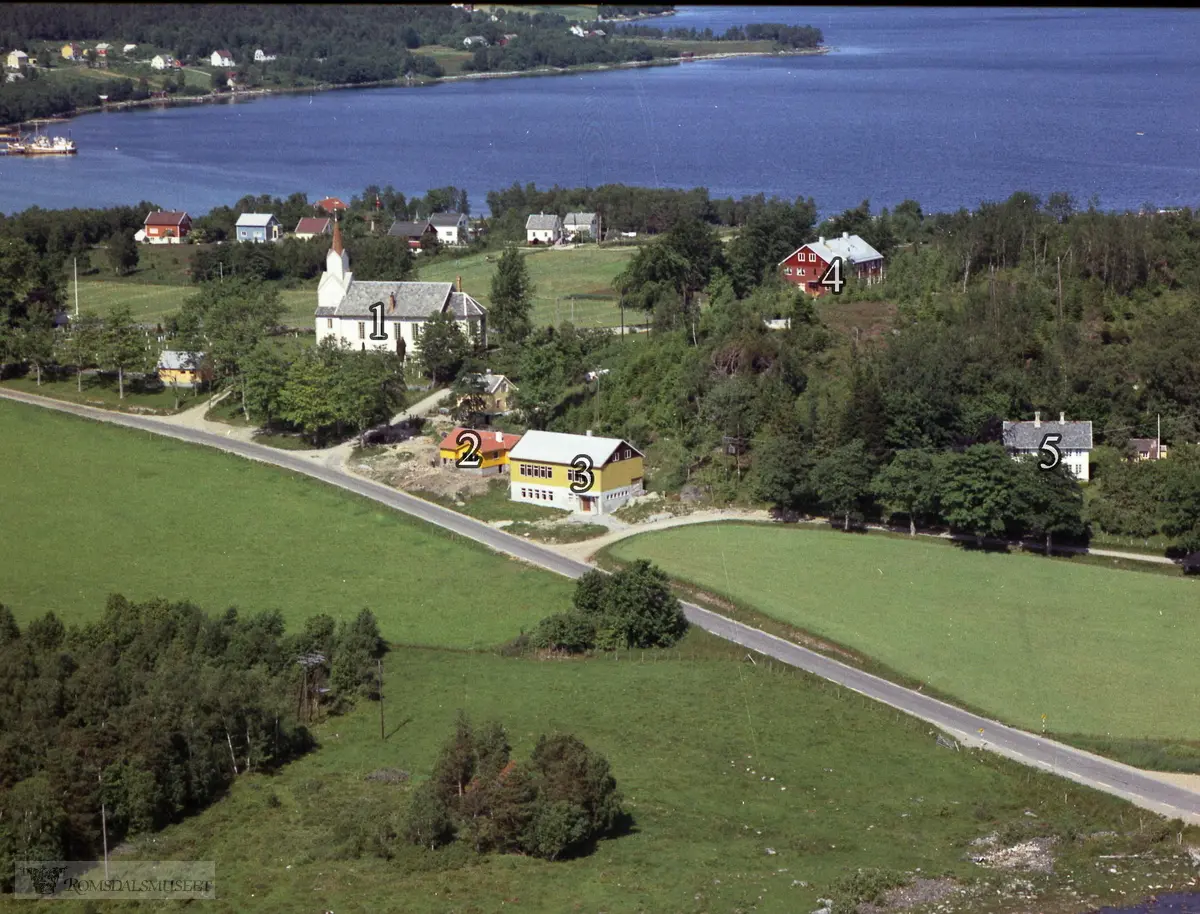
top-left (508, 429), bottom-right (644, 515)
top-left (156, 350), bottom-right (211, 388)
top-left (457, 371), bottom-right (518, 415)
top-left (62, 42), bottom-right (82, 61)
top-left (439, 427), bottom-right (521, 477)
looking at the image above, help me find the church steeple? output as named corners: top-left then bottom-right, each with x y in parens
top-left (331, 215), bottom-right (344, 255)
top-left (318, 214), bottom-right (352, 312)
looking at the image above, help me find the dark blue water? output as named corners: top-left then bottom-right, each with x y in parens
top-left (2, 7), bottom-right (1198, 217)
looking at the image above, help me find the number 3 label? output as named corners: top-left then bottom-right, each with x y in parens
top-left (569, 454), bottom-right (594, 494)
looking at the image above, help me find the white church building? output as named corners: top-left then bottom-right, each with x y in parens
top-left (314, 221), bottom-right (486, 354)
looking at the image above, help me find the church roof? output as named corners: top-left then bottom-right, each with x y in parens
top-left (331, 217), bottom-right (343, 253)
top-left (315, 281), bottom-right (485, 320)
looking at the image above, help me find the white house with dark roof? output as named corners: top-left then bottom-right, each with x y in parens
top-left (6, 50), bottom-right (28, 70)
top-left (428, 212), bottom-right (469, 245)
top-left (1002, 412), bottom-right (1093, 481)
top-left (564, 212), bottom-right (598, 240)
top-left (526, 212), bottom-right (563, 245)
top-left (315, 222), bottom-right (486, 354)
top-left (210, 49), bottom-right (235, 67)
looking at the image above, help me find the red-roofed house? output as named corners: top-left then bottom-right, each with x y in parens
top-left (438, 427), bottom-right (522, 476)
top-left (142, 210), bottom-right (191, 244)
top-left (315, 197), bottom-right (348, 214)
top-left (294, 216), bottom-right (332, 240)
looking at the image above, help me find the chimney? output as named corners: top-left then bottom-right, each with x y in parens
top-left (818, 236), bottom-right (825, 245)
top-left (842, 231), bottom-right (850, 240)
top-left (1034, 411), bottom-right (1041, 428)
top-left (456, 275), bottom-right (462, 293)
top-left (495, 431), bottom-right (503, 443)
top-left (1059, 411), bottom-right (1066, 425)
top-left (585, 429), bottom-right (593, 437)
top-left (388, 292), bottom-right (396, 313)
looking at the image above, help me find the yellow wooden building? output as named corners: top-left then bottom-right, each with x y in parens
top-left (507, 429), bottom-right (644, 515)
top-left (156, 350), bottom-right (211, 388)
top-left (438, 427), bottom-right (521, 476)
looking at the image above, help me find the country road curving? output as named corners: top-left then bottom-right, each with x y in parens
top-left (4, 386), bottom-right (1200, 824)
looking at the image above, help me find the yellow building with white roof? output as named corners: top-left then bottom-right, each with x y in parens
top-left (508, 430), bottom-right (645, 515)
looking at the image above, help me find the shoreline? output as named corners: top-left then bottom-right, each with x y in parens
top-left (9, 46), bottom-right (828, 130)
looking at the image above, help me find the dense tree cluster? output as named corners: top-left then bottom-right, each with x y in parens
top-left (531, 561), bottom-right (688, 653)
top-left (616, 22), bottom-right (823, 49)
top-left (402, 714), bottom-right (624, 861)
top-left (485, 181), bottom-right (814, 237)
top-left (0, 596), bottom-right (385, 891)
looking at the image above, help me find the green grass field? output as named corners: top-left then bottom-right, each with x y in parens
top-left (0, 400), bottom-right (572, 645)
top-left (75, 244), bottom-right (634, 329)
top-left (0, 374), bottom-right (202, 413)
top-left (608, 524), bottom-right (1200, 741)
top-left (75, 278), bottom-right (315, 326)
top-left (107, 640), bottom-right (1187, 914)
top-left (417, 245), bottom-right (638, 329)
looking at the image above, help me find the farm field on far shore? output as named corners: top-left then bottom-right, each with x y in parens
top-left (0, 399), bottom-right (571, 644)
top-left (607, 524), bottom-right (1200, 740)
top-left (130, 641), bottom-right (1174, 914)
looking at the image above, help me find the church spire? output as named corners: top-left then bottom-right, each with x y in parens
top-left (331, 215), bottom-right (344, 255)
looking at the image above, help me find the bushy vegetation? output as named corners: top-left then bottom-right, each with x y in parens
top-left (531, 561), bottom-right (687, 653)
top-left (396, 714), bottom-right (624, 861)
top-left (0, 596), bottom-right (385, 891)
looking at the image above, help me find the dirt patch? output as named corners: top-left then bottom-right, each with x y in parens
top-left (970, 836), bottom-right (1056, 873)
top-left (353, 418), bottom-right (491, 500)
top-left (858, 877), bottom-right (963, 912)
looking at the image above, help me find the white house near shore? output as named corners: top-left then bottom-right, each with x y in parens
top-left (1002, 412), bottom-right (1093, 481)
top-left (314, 221), bottom-right (486, 354)
top-left (210, 49), bottom-right (235, 67)
top-left (526, 212), bottom-right (563, 245)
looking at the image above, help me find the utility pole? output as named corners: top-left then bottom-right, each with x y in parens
top-left (377, 658), bottom-right (385, 741)
top-left (1158, 413), bottom-right (1162, 458)
top-left (74, 257), bottom-right (80, 317)
top-left (99, 770), bottom-right (109, 881)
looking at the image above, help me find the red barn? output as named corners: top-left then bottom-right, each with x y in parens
top-left (778, 232), bottom-right (885, 297)
top-left (142, 210), bottom-right (191, 244)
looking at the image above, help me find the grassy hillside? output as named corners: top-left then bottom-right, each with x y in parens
top-left (607, 524), bottom-right (1200, 740)
top-left (100, 640), bottom-right (1191, 914)
top-left (73, 242), bottom-right (637, 328)
top-left (416, 244), bottom-right (637, 328)
top-left (0, 399), bottom-right (572, 644)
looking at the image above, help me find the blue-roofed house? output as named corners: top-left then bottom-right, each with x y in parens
top-left (235, 213), bottom-right (282, 243)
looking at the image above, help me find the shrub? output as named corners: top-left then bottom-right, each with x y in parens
top-left (403, 783), bottom-right (455, 850)
top-left (602, 560), bottom-right (688, 649)
top-left (530, 612), bottom-right (596, 653)
top-left (572, 570), bottom-right (611, 616)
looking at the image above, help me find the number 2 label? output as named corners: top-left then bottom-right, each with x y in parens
top-left (456, 430), bottom-right (482, 468)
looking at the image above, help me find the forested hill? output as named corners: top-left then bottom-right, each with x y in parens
top-left (0, 5), bottom-right (472, 58)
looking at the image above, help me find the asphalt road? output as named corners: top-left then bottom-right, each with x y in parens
top-left (4, 387), bottom-right (1200, 824)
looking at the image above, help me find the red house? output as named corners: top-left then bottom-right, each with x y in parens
top-left (142, 210), bottom-right (191, 244)
top-left (315, 197), bottom-right (348, 215)
top-left (778, 232), bottom-right (885, 297)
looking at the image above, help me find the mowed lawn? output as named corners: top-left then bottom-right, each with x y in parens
top-left (0, 400), bottom-right (571, 646)
top-left (76, 279), bottom-right (315, 326)
top-left (608, 524), bottom-right (1200, 740)
top-left (417, 244), bottom-right (638, 328)
top-left (125, 644), bottom-right (1152, 914)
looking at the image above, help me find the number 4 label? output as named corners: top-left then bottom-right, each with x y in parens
top-left (820, 256), bottom-right (846, 294)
